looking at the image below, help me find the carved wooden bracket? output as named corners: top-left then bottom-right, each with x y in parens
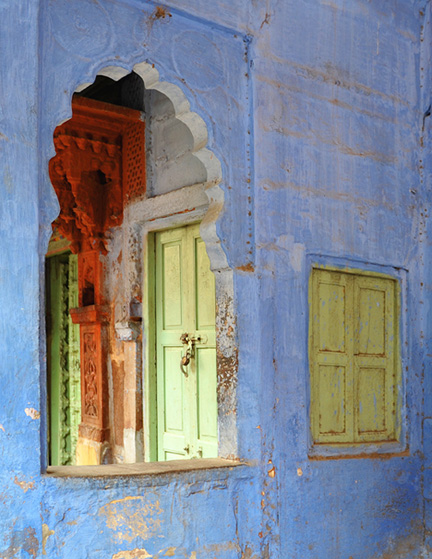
top-left (49, 96), bottom-right (145, 254)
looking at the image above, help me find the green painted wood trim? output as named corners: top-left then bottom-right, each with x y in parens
top-left (47, 256), bottom-right (62, 466)
top-left (46, 252), bottom-right (81, 466)
top-left (144, 233), bottom-right (158, 462)
top-left (67, 254), bottom-right (81, 465)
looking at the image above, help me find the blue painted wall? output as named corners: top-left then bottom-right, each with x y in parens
top-left (0, 0), bottom-right (430, 556)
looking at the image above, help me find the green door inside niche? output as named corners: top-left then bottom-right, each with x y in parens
top-left (153, 223), bottom-right (217, 460)
top-left (46, 252), bottom-right (81, 465)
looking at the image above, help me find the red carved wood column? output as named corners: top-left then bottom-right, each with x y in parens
top-left (49, 96), bottom-right (145, 465)
top-left (70, 250), bottom-right (109, 463)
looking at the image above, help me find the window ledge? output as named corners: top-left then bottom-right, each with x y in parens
top-left (308, 442), bottom-right (408, 460)
top-left (45, 458), bottom-right (245, 478)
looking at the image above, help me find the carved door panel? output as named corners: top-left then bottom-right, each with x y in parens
top-left (46, 253), bottom-right (81, 465)
top-left (154, 224), bottom-right (217, 460)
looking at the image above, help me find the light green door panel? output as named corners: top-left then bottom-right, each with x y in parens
top-left (161, 346), bottom-right (188, 460)
top-left (154, 223), bottom-right (217, 460)
top-left (195, 237), bottom-right (216, 330)
top-left (196, 347), bottom-right (218, 456)
top-left (156, 227), bottom-right (190, 460)
top-left (162, 243), bottom-right (184, 329)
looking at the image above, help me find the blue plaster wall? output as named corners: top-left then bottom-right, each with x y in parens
top-left (0, 0), bottom-right (430, 557)
top-left (253, 1), bottom-right (427, 557)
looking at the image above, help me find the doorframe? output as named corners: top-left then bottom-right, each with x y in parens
top-left (122, 182), bottom-right (238, 462)
top-left (45, 238), bottom-right (81, 466)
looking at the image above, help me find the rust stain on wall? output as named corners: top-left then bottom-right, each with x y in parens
top-left (13, 476), bottom-right (35, 492)
top-left (100, 496), bottom-right (162, 542)
top-left (112, 549), bottom-right (151, 559)
top-left (149, 6), bottom-right (172, 24)
top-left (372, 530), bottom-right (421, 558)
top-left (241, 545), bottom-right (259, 559)
top-left (110, 542), bottom-right (253, 559)
top-left (236, 262), bottom-right (255, 273)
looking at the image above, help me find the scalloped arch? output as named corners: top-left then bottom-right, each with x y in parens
top-left (73, 61), bottom-right (228, 271)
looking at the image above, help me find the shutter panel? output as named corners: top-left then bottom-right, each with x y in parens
top-left (354, 276), bottom-right (396, 442)
top-left (310, 270), bottom-right (353, 443)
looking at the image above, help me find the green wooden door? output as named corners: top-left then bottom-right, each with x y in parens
top-left (154, 224), bottom-right (217, 460)
top-left (46, 253), bottom-right (81, 465)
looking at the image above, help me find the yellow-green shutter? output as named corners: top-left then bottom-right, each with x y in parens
top-left (310, 268), bottom-right (398, 445)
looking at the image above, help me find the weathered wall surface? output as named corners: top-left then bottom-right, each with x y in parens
top-left (252, 1), bottom-right (427, 558)
top-left (38, 0), bottom-right (260, 557)
top-left (420, 1), bottom-right (432, 554)
top-left (0, 0), bottom-right (43, 554)
top-left (0, 0), bottom-right (429, 557)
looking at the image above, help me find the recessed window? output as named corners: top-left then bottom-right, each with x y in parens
top-left (309, 268), bottom-right (400, 447)
top-left (45, 68), bottom-right (236, 471)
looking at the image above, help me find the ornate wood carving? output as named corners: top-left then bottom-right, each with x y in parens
top-left (67, 254), bottom-right (81, 463)
top-left (77, 250), bottom-right (103, 307)
top-left (69, 310), bottom-right (109, 442)
top-left (47, 252), bottom-right (81, 465)
top-left (49, 96), bottom-right (145, 254)
top-left (58, 260), bottom-right (70, 463)
top-left (68, 246), bottom-right (108, 442)
top-left (82, 330), bottom-right (98, 418)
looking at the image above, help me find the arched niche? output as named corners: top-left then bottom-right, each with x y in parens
top-left (44, 62), bottom-right (238, 468)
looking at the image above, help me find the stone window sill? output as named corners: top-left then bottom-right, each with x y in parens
top-left (45, 458), bottom-right (245, 478)
top-left (308, 442), bottom-right (408, 460)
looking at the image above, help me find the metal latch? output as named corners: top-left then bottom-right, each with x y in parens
top-left (179, 333), bottom-right (205, 376)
